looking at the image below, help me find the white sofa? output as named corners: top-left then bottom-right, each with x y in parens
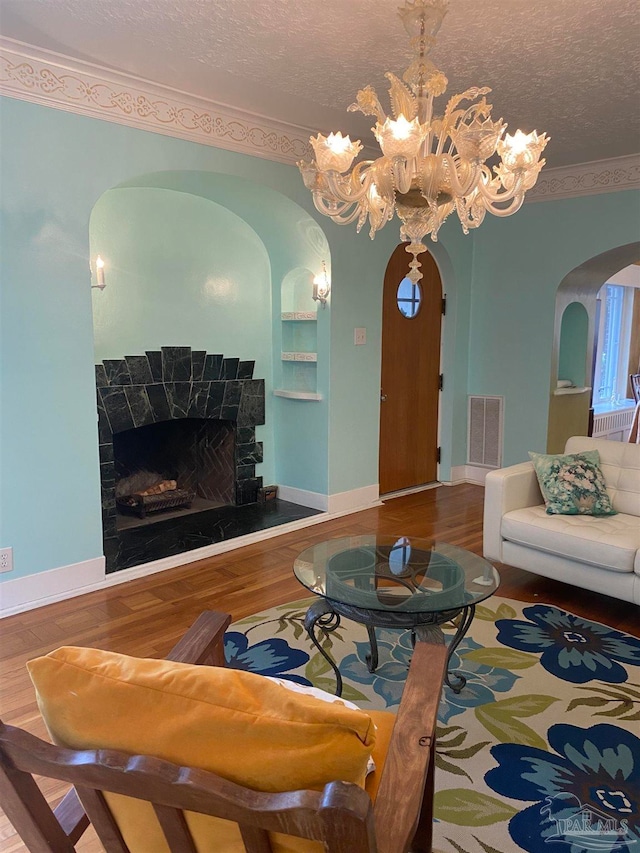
top-left (483, 436), bottom-right (640, 605)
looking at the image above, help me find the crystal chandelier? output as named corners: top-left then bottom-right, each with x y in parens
top-left (298, 0), bottom-right (549, 283)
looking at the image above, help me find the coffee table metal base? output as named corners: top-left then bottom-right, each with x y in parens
top-left (303, 597), bottom-right (476, 697)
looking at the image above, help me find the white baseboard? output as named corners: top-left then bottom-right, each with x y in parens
top-left (462, 466), bottom-right (492, 485)
top-left (327, 484), bottom-right (381, 513)
top-left (277, 484), bottom-right (382, 514)
top-left (0, 485), bottom-right (381, 618)
top-left (0, 556), bottom-right (105, 618)
top-left (277, 485), bottom-right (328, 511)
top-left (441, 465), bottom-right (490, 486)
top-left (446, 465), bottom-right (468, 485)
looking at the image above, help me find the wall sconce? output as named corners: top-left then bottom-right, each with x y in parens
top-left (91, 255), bottom-right (106, 290)
top-left (312, 261), bottom-right (330, 308)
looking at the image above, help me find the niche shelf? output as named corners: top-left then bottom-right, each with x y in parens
top-left (553, 386), bottom-right (592, 396)
top-left (281, 352), bottom-right (317, 362)
top-left (281, 312), bottom-right (317, 321)
top-left (276, 275), bottom-right (321, 400)
top-left (273, 389), bottom-right (322, 401)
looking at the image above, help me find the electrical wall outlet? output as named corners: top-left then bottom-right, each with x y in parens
top-left (0, 547), bottom-right (13, 573)
top-left (354, 327), bottom-right (367, 345)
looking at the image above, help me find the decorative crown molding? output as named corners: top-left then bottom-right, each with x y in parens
top-left (0, 37), bottom-right (312, 166)
top-left (525, 153), bottom-right (640, 202)
top-left (1, 37), bottom-right (638, 201)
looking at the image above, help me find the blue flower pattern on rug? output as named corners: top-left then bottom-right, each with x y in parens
top-left (495, 604), bottom-right (640, 684)
top-left (486, 723), bottom-right (640, 853)
top-left (226, 600), bottom-right (640, 852)
top-left (224, 631), bottom-right (312, 685)
top-left (340, 629), bottom-right (518, 719)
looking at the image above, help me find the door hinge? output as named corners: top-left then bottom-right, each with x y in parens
top-left (438, 373), bottom-right (444, 391)
top-left (436, 446), bottom-right (442, 464)
top-left (441, 295), bottom-right (447, 316)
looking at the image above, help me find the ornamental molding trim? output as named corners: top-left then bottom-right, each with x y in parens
top-left (0, 37), bottom-right (312, 166)
top-left (525, 153), bottom-right (640, 202)
top-left (0, 37), bottom-right (638, 199)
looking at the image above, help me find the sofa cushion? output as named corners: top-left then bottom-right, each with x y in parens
top-left (501, 506), bottom-right (640, 573)
top-left (528, 450), bottom-right (616, 516)
top-left (564, 437), bottom-right (640, 517)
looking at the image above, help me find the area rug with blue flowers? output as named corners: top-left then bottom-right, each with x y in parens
top-left (224, 596), bottom-right (640, 853)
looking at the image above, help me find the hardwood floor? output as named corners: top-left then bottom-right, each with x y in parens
top-left (1, 483), bottom-right (637, 851)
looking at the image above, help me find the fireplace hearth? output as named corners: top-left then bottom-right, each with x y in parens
top-left (96, 346), bottom-right (267, 572)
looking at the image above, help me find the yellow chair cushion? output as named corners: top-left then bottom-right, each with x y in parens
top-left (28, 646), bottom-right (391, 853)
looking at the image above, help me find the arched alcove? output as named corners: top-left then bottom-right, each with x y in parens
top-left (558, 302), bottom-right (589, 389)
top-left (88, 170), bottom-right (332, 570)
top-left (547, 241), bottom-right (640, 452)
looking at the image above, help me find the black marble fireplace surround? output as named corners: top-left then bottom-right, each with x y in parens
top-left (96, 346), bottom-right (280, 573)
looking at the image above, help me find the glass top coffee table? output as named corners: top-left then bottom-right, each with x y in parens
top-left (293, 536), bottom-right (499, 697)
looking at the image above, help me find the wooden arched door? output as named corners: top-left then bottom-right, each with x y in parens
top-left (379, 244), bottom-right (443, 495)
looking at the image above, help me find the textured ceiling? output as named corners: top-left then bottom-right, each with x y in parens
top-left (1, 0), bottom-right (639, 168)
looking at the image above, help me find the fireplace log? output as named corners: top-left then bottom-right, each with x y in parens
top-left (134, 479), bottom-right (177, 497)
top-left (117, 485), bottom-right (194, 519)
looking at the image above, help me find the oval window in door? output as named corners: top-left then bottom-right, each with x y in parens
top-left (396, 276), bottom-right (422, 318)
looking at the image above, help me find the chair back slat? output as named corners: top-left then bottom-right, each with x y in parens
top-left (74, 787), bottom-right (130, 853)
top-left (153, 805), bottom-right (199, 853)
top-left (239, 824), bottom-right (275, 853)
top-left (0, 759), bottom-right (76, 853)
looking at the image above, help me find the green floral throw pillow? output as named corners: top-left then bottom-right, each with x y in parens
top-left (528, 450), bottom-right (617, 516)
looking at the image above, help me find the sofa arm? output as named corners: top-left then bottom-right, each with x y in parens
top-left (483, 462), bottom-right (543, 563)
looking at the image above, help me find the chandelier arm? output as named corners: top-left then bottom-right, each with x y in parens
top-left (482, 193), bottom-right (525, 217)
top-left (312, 194), bottom-right (356, 217)
top-left (442, 155), bottom-right (480, 198)
top-left (312, 194), bottom-right (372, 227)
top-left (475, 170), bottom-right (525, 205)
top-left (329, 206), bottom-right (367, 226)
top-left (393, 157), bottom-right (414, 194)
top-left (324, 164), bottom-right (374, 204)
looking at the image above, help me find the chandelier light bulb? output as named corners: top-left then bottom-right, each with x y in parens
top-left (374, 115), bottom-right (426, 159)
top-left (391, 115), bottom-right (414, 139)
top-left (298, 0), bottom-right (549, 283)
top-left (310, 132), bottom-right (362, 173)
top-left (499, 130), bottom-right (549, 172)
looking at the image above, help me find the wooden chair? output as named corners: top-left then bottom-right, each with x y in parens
top-left (0, 611), bottom-right (448, 853)
top-left (630, 373), bottom-right (640, 403)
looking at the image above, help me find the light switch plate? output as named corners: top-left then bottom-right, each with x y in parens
top-left (354, 327), bottom-right (366, 345)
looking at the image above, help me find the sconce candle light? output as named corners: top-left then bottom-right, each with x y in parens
top-left (312, 261), bottom-right (330, 308)
top-left (92, 255), bottom-right (106, 290)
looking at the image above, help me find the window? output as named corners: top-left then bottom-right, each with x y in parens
top-left (593, 284), bottom-right (634, 404)
top-left (396, 276), bottom-right (422, 318)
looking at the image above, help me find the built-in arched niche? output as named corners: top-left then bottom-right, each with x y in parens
top-left (88, 170), bottom-right (331, 570)
top-left (558, 302), bottom-right (589, 389)
top-left (547, 241), bottom-right (640, 453)
top-left (276, 265), bottom-right (330, 400)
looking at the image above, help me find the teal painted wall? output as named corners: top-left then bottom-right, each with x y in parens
top-left (0, 98), bottom-right (430, 581)
top-left (469, 190), bottom-right (640, 465)
top-left (4, 93), bottom-right (634, 585)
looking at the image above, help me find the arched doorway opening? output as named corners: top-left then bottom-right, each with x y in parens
top-left (547, 242), bottom-right (640, 452)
